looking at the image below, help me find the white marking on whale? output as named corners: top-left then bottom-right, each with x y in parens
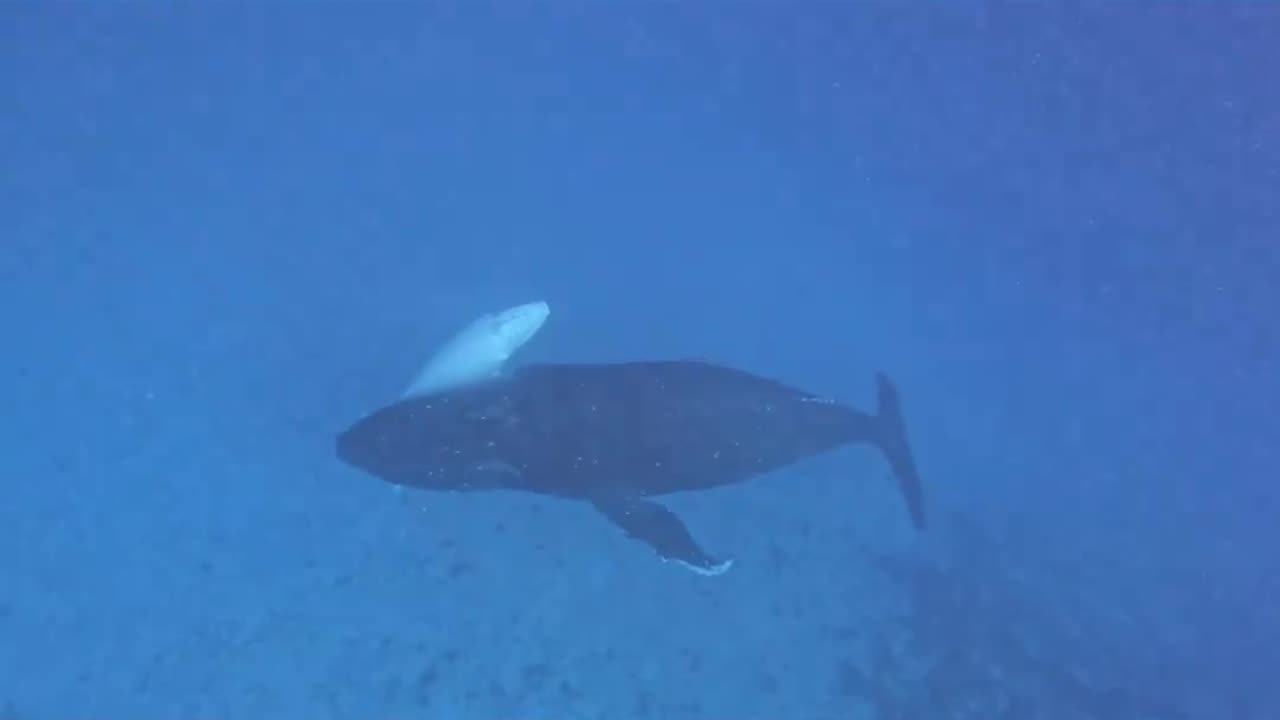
top-left (668, 556), bottom-right (734, 576)
top-left (402, 301), bottom-right (550, 399)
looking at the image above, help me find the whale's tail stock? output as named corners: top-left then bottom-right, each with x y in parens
top-left (872, 373), bottom-right (927, 531)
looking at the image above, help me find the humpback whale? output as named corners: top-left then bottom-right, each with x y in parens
top-left (403, 301), bottom-right (550, 399)
top-left (337, 360), bottom-right (925, 575)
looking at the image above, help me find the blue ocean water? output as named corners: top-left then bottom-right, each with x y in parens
top-left (2, 5), bottom-right (1276, 719)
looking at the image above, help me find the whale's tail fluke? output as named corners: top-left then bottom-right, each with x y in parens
top-left (873, 373), bottom-right (927, 530)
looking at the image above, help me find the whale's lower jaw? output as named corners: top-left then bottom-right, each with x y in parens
top-left (403, 301), bottom-right (550, 399)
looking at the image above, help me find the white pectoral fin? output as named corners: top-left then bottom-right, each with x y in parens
top-left (403, 301), bottom-right (550, 399)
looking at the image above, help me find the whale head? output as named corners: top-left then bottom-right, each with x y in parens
top-left (483, 301), bottom-right (550, 354)
top-left (338, 381), bottom-right (519, 491)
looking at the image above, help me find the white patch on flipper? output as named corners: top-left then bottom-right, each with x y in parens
top-left (667, 557), bottom-right (735, 577)
top-left (403, 301), bottom-right (550, 399)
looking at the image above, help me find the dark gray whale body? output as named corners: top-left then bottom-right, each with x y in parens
top-left (336, 360), bottom-right (925, 574)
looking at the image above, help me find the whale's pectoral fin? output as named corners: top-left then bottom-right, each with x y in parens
top-left (590, 494), bottom-right (733, 576)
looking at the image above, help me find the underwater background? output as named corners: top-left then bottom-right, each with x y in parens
top-left (2, 5), bottom-right (1276, 719)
